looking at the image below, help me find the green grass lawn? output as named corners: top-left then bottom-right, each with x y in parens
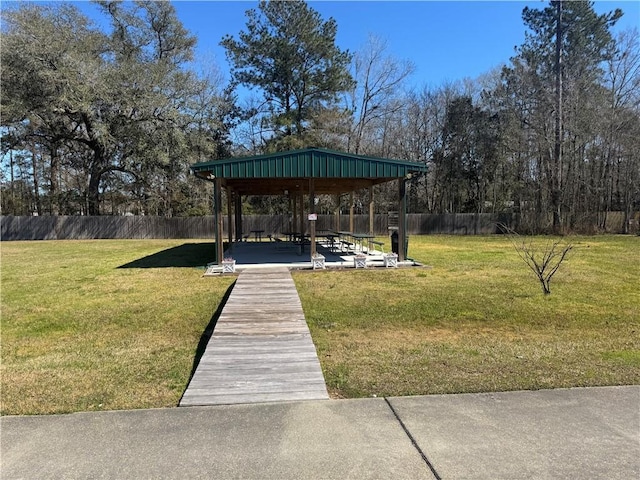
top-left (1, 235), bottom-right (638, 415)
top-left (1, 240), bottom-right (235, 415)
top-left (293, 235), bottom-right (640, 398)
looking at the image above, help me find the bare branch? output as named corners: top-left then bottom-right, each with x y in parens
top-left (499, 223), bottom-right (573, 295)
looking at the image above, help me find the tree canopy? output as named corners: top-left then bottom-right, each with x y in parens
top-left (1, 1), bottom-right (230, 216)
top-left (1, 0), bottom-right (638, 232)
top-left (221, 0), bottom-right (353, 151)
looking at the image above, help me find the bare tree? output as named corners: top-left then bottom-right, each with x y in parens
top-left (604, 28), bottom-right (640, 233)
top-left (500, 225), bottom-right (573, 295)
top-left (348, 34), bottom-right (415, 155)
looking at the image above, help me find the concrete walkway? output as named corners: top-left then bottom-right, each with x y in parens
top-left (2, 386), bottom-right (638, 479)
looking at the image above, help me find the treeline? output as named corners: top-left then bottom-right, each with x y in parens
top-left (1, 1), bottom-right (233, 217)
top-left (1, 1), bottom-right (639, 233)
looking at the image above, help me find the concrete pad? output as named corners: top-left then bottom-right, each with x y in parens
top-left (219, 241), bottom-right (396, 271)
top-left (388, 386), bottom-right (640, 480)
top-left (1, 398), bottom-right (434, 480)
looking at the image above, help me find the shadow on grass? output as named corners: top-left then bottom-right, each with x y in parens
top-left (179, 280), bottom-right (237, 405)
top-left (118, 243), bottom-right (217, 268)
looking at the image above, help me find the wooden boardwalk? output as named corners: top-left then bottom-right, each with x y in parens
top-left (180, 267), bottom-right (329, 406)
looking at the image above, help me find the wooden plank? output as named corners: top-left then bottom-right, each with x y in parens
top-left (197, 352), bottom-right (320, 359)
top-left (187, 378), bottom-right (327, 388)
top-left (181, 391), bottom-right (327, 406)
top-left (180, 267), bottom-right (328, 406)
top-left (191, 365), bottom-right (324, 375)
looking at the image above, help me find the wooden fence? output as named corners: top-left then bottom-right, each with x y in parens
top-left (0, 216), bottom-right (215, 240)
top-left (0, 212), bottom-right (630, 241)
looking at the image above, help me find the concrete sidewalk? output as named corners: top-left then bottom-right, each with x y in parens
top-left (2, 386), bottom-right (638, 479)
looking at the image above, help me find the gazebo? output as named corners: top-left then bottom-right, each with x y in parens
top-left (190, 148), bottom-right (427, 264)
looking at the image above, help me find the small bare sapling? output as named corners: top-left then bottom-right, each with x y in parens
top-left (500, 225), bottom-right (573, 295)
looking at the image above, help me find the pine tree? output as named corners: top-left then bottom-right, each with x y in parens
top-left (221, 0), bottom-right (353, 150)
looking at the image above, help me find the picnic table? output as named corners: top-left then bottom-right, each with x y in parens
top-left (324, 233), bottom-right (339, 252)
top-left (352, 233), bottom-right (376, 253)
top-left (250, 230), bottom-right (265, 241)
top-left (294, 233), bottom-right (311, 253)
top-left (337, 231), bottom-right (354, 252)
top-left (281, 231), bottom-right (300, 242)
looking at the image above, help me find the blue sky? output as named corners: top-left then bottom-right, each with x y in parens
top-left (23, 1), bottom-right (640, 88)
top-left (172, 0), bottom-right (640, 87)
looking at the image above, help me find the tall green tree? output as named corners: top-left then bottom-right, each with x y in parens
top-left (1, 3), bottom-right (106, 214)
top-left (505, 0), bottom-right (622, 231)
top-left (432, 96), bottom-right (501, 213)
top-left (1, 1), bottom-right (229, 216)
top-left (221, 0), bottom-right (353, 151)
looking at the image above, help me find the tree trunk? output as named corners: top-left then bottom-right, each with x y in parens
top-left (87, 167), bottom-right (102, 216)
top-left (49, 145), bottom-right (60, 215)
top-left (31, 143), bottom-right (42, 216)
top-left (9, 150), bottom-right (16, 214)
top-left (552, 0), bottom-right (563, 233)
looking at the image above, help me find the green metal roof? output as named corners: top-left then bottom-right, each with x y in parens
top-left (191, 148), bottom-right (427, 195)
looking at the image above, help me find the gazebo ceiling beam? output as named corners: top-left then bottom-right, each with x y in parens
top-left (210, 177), bottom-right (394, 196)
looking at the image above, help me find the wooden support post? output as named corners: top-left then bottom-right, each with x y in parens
top-left (214, 178), bottom-right (224, 264)
top-left (234, 194), bottom-right (242, 243)
top-left (288, 195), bottom-right (293, 233)
top-left (292, 191), bottom-right (298, 236)
top-left (369, 185), bottom-right (375, 236)
top-left (398, 178), bottom-right (407, 262)
top-left (309, 179), bottom-right (316, 256)
top-left (226, 186), bottom-right (233, 252)
top-left (298, 185), bottom-right (304, 235)
top-left (334, 194), bottom-right (341, 232)
top-left (349, 192), bottom-right (355, 233)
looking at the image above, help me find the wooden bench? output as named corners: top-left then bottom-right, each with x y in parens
top-left (293, 238), bottom-right (311, 254)
top-left (273, 237), bottom-right (292, 251)
top-left (340, 240), bottom-right (355, 252)
top-left (370, 240), bottom-right (384, 253)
